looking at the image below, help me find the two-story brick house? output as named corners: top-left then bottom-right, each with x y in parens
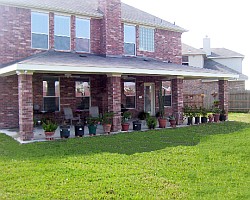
top-left (0, 0), bottom-right (238, 141)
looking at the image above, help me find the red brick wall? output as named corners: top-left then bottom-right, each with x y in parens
top-left (0, 75), bottom-right (19, 128)
top-left (98, 0), bottom-right (123, 56)
top-left (90, 19), bottom-right (101, 54)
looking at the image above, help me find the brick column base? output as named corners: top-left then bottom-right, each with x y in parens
top-left (107, 75), bottom-right (121, 132)
top-left (219, 80), bottom-right (229, 118)
top-left (18, 73), bottom-right (34, 141)
top-left (172, 78), bottom-right (184, 125)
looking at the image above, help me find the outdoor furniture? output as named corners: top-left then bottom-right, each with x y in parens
top-left (63, 107), bottom-right (80, 125)
top-left (89, 106), bottom-right (99, 117)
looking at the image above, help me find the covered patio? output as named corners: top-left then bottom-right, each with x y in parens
top-left (0, 51), bottom-right (239, 141)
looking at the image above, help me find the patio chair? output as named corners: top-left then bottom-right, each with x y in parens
top-left (89, 106), bottom-right (99, 118)
top-left (63, 107), bottom-right (80, 125)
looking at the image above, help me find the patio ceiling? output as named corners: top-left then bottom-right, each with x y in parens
top-left (0, 51), bottom-right (239, 80)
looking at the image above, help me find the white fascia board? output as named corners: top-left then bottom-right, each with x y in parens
top-left (0, 64), bottom-right (18, 76)
top-left (12, 63), bottom-right (239, 79)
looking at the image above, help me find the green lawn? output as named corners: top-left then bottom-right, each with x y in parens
top-left (0, 114), bottom-right (250, 199)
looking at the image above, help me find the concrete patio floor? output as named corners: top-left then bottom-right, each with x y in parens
top-left (0, 120), bottom-right (188, 144)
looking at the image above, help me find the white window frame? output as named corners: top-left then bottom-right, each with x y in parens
top-left (124, 24), bottom-right (136, 56)
top-left (75, 17), bottom-right (90, 53)
top-left (139, 26), bottom-right (155, 52)
top-left (54, 14), bottom-right (71, 51)
top-left (31, 12), bottom-right (49, 50)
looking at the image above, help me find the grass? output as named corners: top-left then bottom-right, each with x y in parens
top-left (0, 114), bottom-right (250, 199)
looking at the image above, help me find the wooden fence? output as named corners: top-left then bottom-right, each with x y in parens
top-left (229, 91), bottom-right (250, 112)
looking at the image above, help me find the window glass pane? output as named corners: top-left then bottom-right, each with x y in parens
top-left (76, 18), bottom-right (90, 39)
top-left (55, 36), bottom-right (70, 51)
top-left (31, 12), bottom-right (48, 34)
top-left (124, 25), bottom-right (135, 43)
top-left (124, 81), bottom-right (136, 108)
top-left (54, 15), bottom-right (70, 36)
top-left (124, 43), bottom-right (135, 55)
top-left (76, 38), bottom-right (90, 52)
top-left (162, 81), bottom-right (172, 106)
top-left (43, 77), bottom-right (60, 112)
top-left (32, 33), bottom-right (48, 49)
top-left (139, 27), bottom-right (154, 52)
top-left (75, 81), bottom-right (90, 97)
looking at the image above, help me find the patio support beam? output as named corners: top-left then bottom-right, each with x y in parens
top-left (18, 71), bottom-right (34, 141)
top-left (107, 74), bottom-right (122, 132)
top-left (171, 77), bottom-right (184, 125)
top-left (218, 79), bottom-right (229, 118)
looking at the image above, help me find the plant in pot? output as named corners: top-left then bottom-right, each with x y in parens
top-left (75, 121), bottom-right (85, 137)
top-left (183, 106), bottom-right (193, 125)
top-left (146, 116), bottom-right (157, 129)
top-left (200, 107), bottom-right (208, 123)
top-left (168, 115), bottom-right (176, 128)
top-left (101, 112), bottom-right (114, 134)
top-left (121, 111), bottom-right (131, 131)
top-left (212, 106), bottom-right (221, 122)
top-left (86, 117), bottom-right (100, 136)
top-left (42, 120), bottom-right (58, 140)
top-left (193, 106), bottom-right (201, 124)
top-left (219, 109), bottom-right (227, 121)
top-left (157, 89), bottom-right (167, 128)
top-left (60, 121), bottom-right (71, 138)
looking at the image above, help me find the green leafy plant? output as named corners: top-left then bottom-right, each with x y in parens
top-left (101, 112), bottom-right (114, 125)
top-left (146, 116), bottom-right (157, 129)
top-left (200, 107), bottom-right (208, 117)
top-left (86, 117), bottom-right (100, 126)
top-left (42, 121), bottom-right (58, 132)
top-left (212, 106), bottom-right (221, 114)
top-left (168, 115), bottom-right (175, 120)
top-left (138, 111), bottom-right (149, 120)
top-left (122, 111), bottom-right (131, 124)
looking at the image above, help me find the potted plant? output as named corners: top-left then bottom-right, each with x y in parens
top-left (183, 106), bottom-right (193, 125)
top-left (157, 89), bottom-right (167, 128)
top-left (212, 106), bottom-right (221, 122)
top-left (86, 117), bottom-right (100, 136)
top-left (133, 120), bottom-right (142, 131)
top-left (200, 107), bottom-right (208, 123)
top-left (101, 112), bottom-right (114, 134)
top-left (121, 111), bottom-right (131, 131)
top-left (42, 120), bottom-right (58, 140)
top-left (138, 111), bottom-right (149, 120)
top-left (208, 113), bottom-right (214, 123)
top-left (75, 121), bottom-right (85, 137)
top-left (146, 116), bottom-right (157, 129)
top-left (60, 121), bottom-right (71, 138)
top-left (220, 109), bottom-right (227, 121)
top-left (168, 115), bottom-right (176, 128)
top-left (193, 106), bottom-right (201, 124)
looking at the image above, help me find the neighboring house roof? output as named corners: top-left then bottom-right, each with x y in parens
top-left (182, 43), bottom-right (205, 55)
top-left (0, 0), bottom-right (186, 32)
top-left (204, 59), bottom-right (248, 81)
top-left (0, 51), bottom-right (238, 79)
top-left (207, 48), bottom-right (245, 58)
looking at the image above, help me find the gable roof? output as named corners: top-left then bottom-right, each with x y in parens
top-left (204, 59), bottom-right (248, 81)
top-left (208, 48), bottom-right (244, 58)
top-left (0, 0), bottom-right (186, 32)
top-left (0, 51), bottom-right (239, 80)
top-left (182, 43), bottom-right (205, 55)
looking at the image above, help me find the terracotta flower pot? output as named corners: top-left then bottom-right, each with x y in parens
top-left (122, 123), bottom-right (130, 131)
top-left (169, 119), bottom-right (176, 128)
top-left (214, 114), bottom-right (220, 122)
top-left (103, 124), bottom-right (112, 134)
top-left (158, 118), bottom-right (167, 128)
top-left (44, 131), bottom-right (55, 140)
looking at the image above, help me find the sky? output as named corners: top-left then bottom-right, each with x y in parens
top-left (122, 0), bottom-right (250, 90)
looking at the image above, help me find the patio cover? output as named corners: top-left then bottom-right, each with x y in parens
top-left (0, 51), bottom-right (239, 79)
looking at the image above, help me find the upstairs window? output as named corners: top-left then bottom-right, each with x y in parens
top-left (75, 18), bottom-right (90, 52)
top-left (162, 81), bottom-right (172, 107)
top-left (31, 12), bottom-right (49, 49)
top-left (54, 15), bottom-right (70, 51)
top-left (75, 79), bottom-right (90, 110)
top-left (124, 25), bottom-right (136, 56)
top-left (139, 27), bottom-right (154, 52)
top-left (182, 56), bottom-right (189, 66)
top-left (43, 77), bottom-right (60, 112)
top-left (124, 81), bottom-right (136, 109)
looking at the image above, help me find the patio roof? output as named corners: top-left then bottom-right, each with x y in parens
top-left (0, 51), bottom-right (239, 79)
